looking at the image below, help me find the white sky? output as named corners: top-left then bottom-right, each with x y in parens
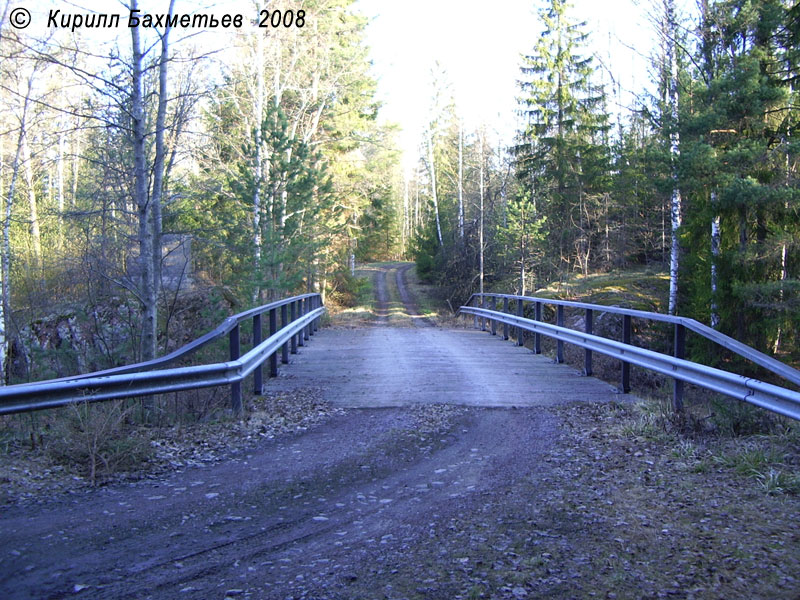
top-left (11, 0), bottom-right (697, 165)
top-left (355, 0), bottom-right (697, 167)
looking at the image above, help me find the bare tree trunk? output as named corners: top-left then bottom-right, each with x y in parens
top-left (131, 0), bottom-right (156, 362)
top-left (414, 172), bottom-right (420, 234)
top-left (71, 117), bottom-right (80, 207)
top-left (402, 174), bottom-right (409, 255)
top-left (426, 128), bottom-right (443, 247)
top-left (520, 196), bottom-right (526, 296)
top-left (0, 138), bottom-right (5, 383)
top-left (710, 191), bottom-right (720, 328)
top-left (774, 67), bottom-right (791, 353)
top-left (129, 0), bottom-right (174, 361)
top-left (2, 77), bottom-right (32, 384)
top-left (150, 0), bottom-right (175, 324)
top-left (56, 124), bottom-right (65, 241)
top-left (458, 119), bottom-right (464, 242)
top-left (21, 130), bottom-right (42, 270)
top-left (701, 0), bottom-right (721, 329)
top-left (479, 134), bottom-right (485, 297)
top-left (252, 23), bottom-right (265, 303)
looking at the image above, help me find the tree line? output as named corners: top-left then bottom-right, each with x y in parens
top-left (0, 0), bottom-right (402, 383)
top-left (412, 0), bottom-right (798, 363)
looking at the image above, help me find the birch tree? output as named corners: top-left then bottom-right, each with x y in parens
top-left (0, 58), bottom-right (34, 383)
top-left (130, 0), bottom-right (175, 361)
top-left (663, 0), bottom-right (682, 315)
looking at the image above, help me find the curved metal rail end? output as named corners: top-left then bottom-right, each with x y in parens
top-left (0, 296), bottom-right (326, 416)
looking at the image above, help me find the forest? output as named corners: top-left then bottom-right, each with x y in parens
top-left (410, 0), bottom-right (799, 369)
top-left (0, 0), bottom-right (797, 388)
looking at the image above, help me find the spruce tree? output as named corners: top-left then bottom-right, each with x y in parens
top-left (514, 0), bottom-right (610, 281)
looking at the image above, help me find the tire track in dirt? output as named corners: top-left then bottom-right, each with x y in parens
top-left (394, 263), bottom-right (436, 327)
top-left (370, 265), bottom-right (390, 323)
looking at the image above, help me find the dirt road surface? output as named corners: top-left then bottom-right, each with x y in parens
top-left (0, 264), bottom-right (618, 599)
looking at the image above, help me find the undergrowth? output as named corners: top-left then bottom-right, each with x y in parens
top-left (46, 402), bottom-right (153, 485)
top-left (619, 395), bottom-right (800, 496)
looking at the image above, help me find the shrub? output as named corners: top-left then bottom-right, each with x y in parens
top-left (47, 401), bottom-right (152, 485)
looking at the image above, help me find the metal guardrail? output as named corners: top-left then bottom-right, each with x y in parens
top-left (0, 293), bottom-right (325, 415)
top-left (460, 294), bottom-right (800, 421)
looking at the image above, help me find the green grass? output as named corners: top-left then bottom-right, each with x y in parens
top-left (533, 267), bottom-right (669, 312)
top-left (402, 264), bottom-right (447, 319)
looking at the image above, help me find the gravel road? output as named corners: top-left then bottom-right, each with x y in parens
top-left (2, 403), bottom-right (563, 599)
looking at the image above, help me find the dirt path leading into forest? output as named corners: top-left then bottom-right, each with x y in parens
top-left (274, 263), bottom-right (620, 408)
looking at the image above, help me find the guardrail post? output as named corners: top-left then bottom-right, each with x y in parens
top-left (502, 298), bottom-right (509, 340)
top-left (229, 324), bottom-right (242, 413)
top-left (269, 307), bottom-right (278, 377)
top-left (621, 314), bottom-right (631, 393)
top-left (556, 305), bottom-right (565, 363)
top-left (290, 301), bottom-right (298, 354)
top-left (281, 304), bottom-right (289, 364)
top-left (516, 298), bottom-right (524, 347)
top-left (304, 298), bottom-right (311, 341)
top-left (584, 308), bottom-right (593, 376)
top-left (534, 301), bottom-right (542, 354)
top-left (310, 296), bottom-right (317, 335)
top-left (490, 297), bottom-right (497, 336)
top-left (297, 299), bottom-right (305, 348)
top-left (253, 314), bottom-right (263, 395)
top-left (481, 295), bottom-right (486, 332)
top-left (473, 295), bottom-right (478, 329)
top-left (673, 323), bottom-right (685, 412)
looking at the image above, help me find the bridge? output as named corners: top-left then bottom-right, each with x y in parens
top-left (1, 263), bottom-right (797, 419)
top-left (269, 264), bottom-right (621, 409)
top-left (2, 263), bottom-right (800, 600)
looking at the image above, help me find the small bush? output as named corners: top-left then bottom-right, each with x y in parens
top-left (47, 401), bottom-right (152, 485)
top-left (710, 397), bottom-right (783, 437)
top-left (330, 271), bottom-right (372, 308)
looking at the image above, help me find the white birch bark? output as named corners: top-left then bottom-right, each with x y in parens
top-left (426, 128), bottom-right (443, 247)
top-left (479, 134), bottom-right (485, 297)
top-left (402, 174), bottom-right (409, 254)
top-left (130, 0), bottom-right (156, 362)
top-left (150, 0), bottom-right (175, 315)
top-left (21, 130), bottom-right (42, 269)
top-left (252, 21), bottom-right (265, 303)
top-left (458, 120), bottom-right (464, 242)
top-left (774, 69), bottom-right (791, 352)
top-left (520, 197), bottom-right (526, 296)
top-left (56, 123), bottom-right (67, 216)
top-left (665, 0), bottom-right (682, 316)
top-left (1, 77), bottom-right (33, 383)
top-left (702, 0), bottom-right (720, 329)
top-left (0, 137), bottom-right (5, 383)
top-left (71, 117), bottom-right (80, 207)
top-left (710, 190), bottom-right (720, 328)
